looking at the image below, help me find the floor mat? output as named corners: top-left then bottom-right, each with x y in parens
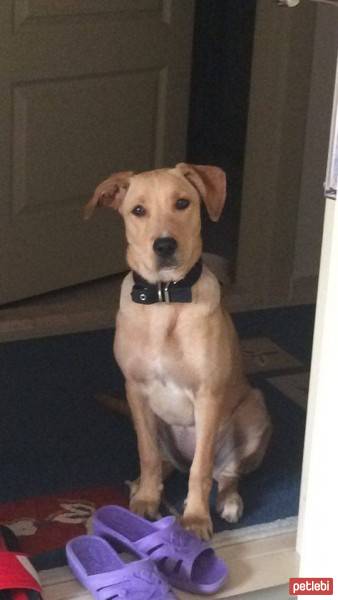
top-left (0, 304), bottom-right (315, 569)
top-left (0, 486), bottom-right (128, 566)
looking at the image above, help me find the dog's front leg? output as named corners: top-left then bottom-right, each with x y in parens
top-left (126, 381), bottom-right (163, 519)
top-left (181, 393), bottom-right (221, 540)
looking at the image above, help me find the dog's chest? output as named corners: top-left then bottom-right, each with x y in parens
top-left (141, 358), bottom-right (195, 427)
top-left (116, 299), bottom-right (198, 427)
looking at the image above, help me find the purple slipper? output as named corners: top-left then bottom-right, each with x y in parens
top-left (93, 506), bottom-right (228, 595)
top-left (66, 535), bottom-right (177, 599)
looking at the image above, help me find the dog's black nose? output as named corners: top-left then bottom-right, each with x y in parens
top-left (153, 237), bottom-right (177, 258)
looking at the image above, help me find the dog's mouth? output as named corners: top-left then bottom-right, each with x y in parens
top-left (152, 236), bottom-right (179, 271)
top-left (156, 255), bottom-right (178, 270)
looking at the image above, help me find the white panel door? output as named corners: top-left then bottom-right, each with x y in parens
top-left (0, 0), bottom-right (194, 304)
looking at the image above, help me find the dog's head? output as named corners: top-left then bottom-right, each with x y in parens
top-left (84, 163), bottom-right (226, 282)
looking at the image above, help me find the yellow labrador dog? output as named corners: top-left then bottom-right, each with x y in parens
top-left (85, 164), bottom-right (271, 540)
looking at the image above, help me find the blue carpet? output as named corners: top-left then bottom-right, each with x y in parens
top-left (0, 305), bottom-right (315, 560)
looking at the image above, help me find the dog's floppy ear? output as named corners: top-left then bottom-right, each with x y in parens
top-left (175, 163), bottom-right (226, 222)
top-left (83, 171), bottom-right (134, 220)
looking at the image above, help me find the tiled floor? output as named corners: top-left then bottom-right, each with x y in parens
top-left (0, 254), bottom-right (234, 342)
top-left (241, 337), bottom-right (303, 375)
top-left (0, 274), bottom-right (124, 342)
top-left (266, 372), bottom-right (309, 410)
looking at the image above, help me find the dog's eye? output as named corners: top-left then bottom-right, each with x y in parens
top-left (175, 198), bottom-right (190, 210)
top-left (131, 205), bottom-right (146, 217)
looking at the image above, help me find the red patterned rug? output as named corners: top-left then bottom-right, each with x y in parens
top-left (0, 486), bottom-right (128, 558)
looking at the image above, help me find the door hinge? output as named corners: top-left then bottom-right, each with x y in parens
top-left (276, 0), bottom-right (300, 6)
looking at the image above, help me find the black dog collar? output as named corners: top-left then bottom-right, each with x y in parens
top-left (131, 258), bottom-right (203, 304)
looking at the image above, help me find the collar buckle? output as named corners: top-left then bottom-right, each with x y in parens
top-left (157, 282), bottom-right (171, 303)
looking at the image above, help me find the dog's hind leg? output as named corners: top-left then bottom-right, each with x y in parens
top-left (216, 475), bottom-right (244, 523)
top-left (214, 388), bottom-right (272, 524)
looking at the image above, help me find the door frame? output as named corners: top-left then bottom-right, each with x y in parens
top-left (296, 195), bottom-right (337, 581)
top-left (236, 0), bottom-right (338, 588)
top-left (235, 0), bottom-right (337, 308)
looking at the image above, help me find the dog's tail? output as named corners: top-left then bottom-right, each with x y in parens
top-left (95, 393), bottom-right (131, 417)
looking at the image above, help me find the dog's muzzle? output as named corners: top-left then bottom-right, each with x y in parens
top-left (153, 237), bottom-right (177, 258)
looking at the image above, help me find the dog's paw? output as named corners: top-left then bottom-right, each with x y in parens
top-left (129, 494), bottom-right (160, 520)
top-left (217, 492), bottom-right (243, 523)
top-left (125, 477), bottom-right (140, 499)
top-left (181, 512), bottom-right (213, 540)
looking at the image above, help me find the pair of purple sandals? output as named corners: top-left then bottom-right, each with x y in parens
top-left (66, 505), bottom-right (228, 599)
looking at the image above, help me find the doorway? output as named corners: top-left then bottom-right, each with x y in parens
top-left (187, 0), bottom-right (257, 277)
